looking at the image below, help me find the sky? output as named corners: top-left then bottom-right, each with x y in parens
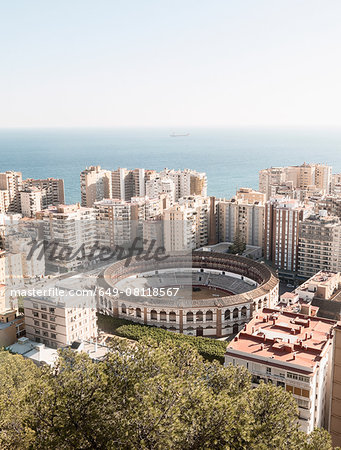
top-left (1, 0), bottom-right (341, 128)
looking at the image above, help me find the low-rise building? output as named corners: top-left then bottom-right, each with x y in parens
top-left (23, 275), bottom-right (98, 348)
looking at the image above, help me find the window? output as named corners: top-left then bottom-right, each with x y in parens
top-left (233, 308), bottom-right (239, 319)
top-left (160, 311), bottom-right (167, 321)
top-left (266, 367), bottom-right (272, 375)
top-left (33, 312), bottom-right (39, 318)
top-left (206, 310), bottom-right (213, 321)
top-left (43, 331), bottom-right (48, 337)
top-left (33, 303), bottom-right (38, 309)
top-left (34, 320), bottom-right (39, 326)
top-left (41, 314), bottom-right (47, 320)
top-left (41, 306), bottom-right (47, 311)
top-left (287, 372), bottom-right (310, 383)
top-left (35, 329), bottom-right (40, 335)
top-left (186, 312), bottom-right (194, 322)
top-left (136, 308), bottom-right (142, 318)
top-left (50, 324), bottom-right (56, 330)
top-left (49, 307), bottom-right (55, 313)
top-left (150, 310), bottom-right (157, 320)
top-left (50, 316), bottom-right (56, 322)
top-left (42, 322), bottom-right (48, 328)
top-left (169, 312), bottom-right (176, 322)
top-left (196, 311), bottom-right (203, 322)
top-left (51, 333), bottom-right (57, 339)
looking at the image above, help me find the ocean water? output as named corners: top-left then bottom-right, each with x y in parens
top-left (0, 127), bottom-right (341, 204)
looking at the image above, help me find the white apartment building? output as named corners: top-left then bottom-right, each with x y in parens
top-left (37, 204), bottom-right (97, 272)
top-left (80, 165), bottom-right (112, 207)
top-left (159, 168), bottom-right (207, 201)
top-left (218, 189), bottom-right (265, 247)
top-left (94, 198), bottom-right (132, 249)
top-left (24, 276), bottom-right (97, 348)
top-left (225, 308), bottom-right (335, 433)
top-left (264, 197), bottom-right (313, 272)
top-left (163, 196), bottom-right (210, 252)
top-left (146, 177), bottom-right (176, 204)
top-left (20, 187), bottom-right (43, 218)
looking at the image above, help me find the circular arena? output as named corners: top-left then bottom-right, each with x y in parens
top-left (97, 251), bottom-right (279, 338)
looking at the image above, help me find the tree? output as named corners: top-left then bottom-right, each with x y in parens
top-left (0, 343), bottom-right (334, 449)
top-left (229, 231), bottom-right (246, 255)
top-left (0, 351), bottom-right (39, 449)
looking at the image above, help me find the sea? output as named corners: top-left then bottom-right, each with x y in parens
top-left (0, 127), bottom-right (341, 204)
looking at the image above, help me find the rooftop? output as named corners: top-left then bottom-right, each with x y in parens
top-left (226, 308), bottom-right (335, 372)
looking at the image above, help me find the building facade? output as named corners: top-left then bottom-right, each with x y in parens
top-left (225, 308), bottom-right (335, 433)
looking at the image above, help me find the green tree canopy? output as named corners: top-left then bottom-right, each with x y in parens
top-left (0, 340), bottom-right (333, 449)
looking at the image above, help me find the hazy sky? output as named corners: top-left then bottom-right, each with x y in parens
top-left (1, 0), bottom-right (341, 128)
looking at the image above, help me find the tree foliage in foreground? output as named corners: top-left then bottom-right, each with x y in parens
top-left (0, 340), bottom-right (333, 450)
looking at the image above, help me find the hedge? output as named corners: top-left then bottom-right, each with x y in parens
top-left (97, 313), bottom-right (228, 364)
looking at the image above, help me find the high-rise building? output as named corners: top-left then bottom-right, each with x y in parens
top-left (94, 198), bottom-right (132, 249)
top-left (225, 308), bottom-right (335, 433)
top-left (298, 212), bottom-right (341, 278)
top-left (218, 189), bottom-right (265, 247)
top-left (159, 169), bottom-right (207, 201)
top-left (20, 187), bottom-right (43, 218)
top-left (0, 190), bottom-right (10, 214)
top-left (264, 197), bottom-right (313, 272)
top-left (145, 176), bottom-right (176, 203)
top-left (80, 166), bottom-right (111, 207)
top-left (0, 171), bottom-right (23, 212)
top-left (37, 204), bottom-right (97, 272)
top-left (23, 178), bottom-right (65, 207)
top-left (163, 196), bottom-right (210, 252)
top-left (111, 168), bottom-right (147, 201)
top-left (259, 164), bottom-right (332, 201)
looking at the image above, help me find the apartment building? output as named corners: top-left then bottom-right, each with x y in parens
top-left (316, 196), bottom-right (341, 218)
top-left (80, 166), bottom-right (112, 207)
top-left (0, 171), bottom-right (23, 212)
top-left (332, 174), bottom-right (341, 196)
top-left (23, 177), bottom-right (65, 207)
top-left (298, 212), bottom-right (341, 278)
top-left (37, 204), bottom-right (97, 272)
top-left (111, 168), bottom-right (147, 201)
top-left (159, 168), bottom-right (207, 201)
top-left (145, 177), bottom-right (176, 204)
top-left (20, 187), bottom-right (43, 217)
top-left (218, 189), bottom-right (265, 247)
top-left (24, 277), bottom-right (97, 348)
top-left (0, 190), bottom-right (10, 214)
top-left (225, 308), bottom-right (335, 433)
top-left (330, 322), bottom-right (341, 446)
top-left (163, 196), bottom-right (210, 252)
top-left (94, 198), bottom-right (132, 249)
top-left (259, 164), bottom-right (332, 201)
top-left (264, 197), bottom-right (313, 273)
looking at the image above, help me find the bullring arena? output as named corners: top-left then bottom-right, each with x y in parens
top-left (97, 251), bottom-right (279, 338)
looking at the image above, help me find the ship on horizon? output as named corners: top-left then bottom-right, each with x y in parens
top-left (169, 132), bottom-right (190, 137)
